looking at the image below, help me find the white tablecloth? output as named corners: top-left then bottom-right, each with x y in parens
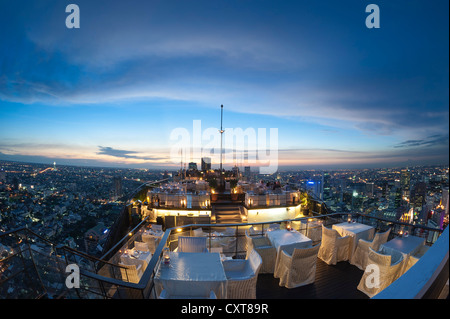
top-left (154, 252), bottom-right (227, 298)
top-left (266, 229), bottom-right (313, 270)
top-left (380, 235), bottom-right (426, 274)
top-left (120, 248), bottom-right (152, 270)
top-left (332, 222), bottom-right (375, 259)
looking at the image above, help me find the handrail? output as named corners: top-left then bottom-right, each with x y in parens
top-left (57, 244), bottom-right (129, 271)
top-left (0, 226), bottom-right (57, 247)
top-left (0, 226), bottom-right (126, 271)
top-left (1, 210), bottom-right (445, 299)
top-left (155, 212), bottom-right (444, 234)
top-left (124, 178), bottom-right (171, 204)
top-left (99, 215), bottom-right (150, 262)
top-left (72, 228), bottom-right (172, 298)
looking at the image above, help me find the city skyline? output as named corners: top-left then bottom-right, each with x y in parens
top-left (0, 0), bottom-right (449, 171)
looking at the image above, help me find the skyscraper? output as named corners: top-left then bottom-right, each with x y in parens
top-left (0, 169), bottom-right (6, 184)
top-left (400, 169), bottom-right (411, 199)
top-left (232, 165), bottom-right (240, 177)
top-left (411, 182), bottom-right (427, 222)
top-left (412, 182), bottom-right (427, 208)
top-left (112, 176), bottom-right (122, 200)
top-left (305, 176), bottom-right (324, 200)
top-left (201, 157), bottom-right (211, 171)
top-left (442, 187), bottom-right (449, 217)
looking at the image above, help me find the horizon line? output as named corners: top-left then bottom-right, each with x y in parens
top-left (1, 158), bottom-right (448, 173)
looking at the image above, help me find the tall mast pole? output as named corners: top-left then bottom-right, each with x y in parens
top-left (219, 105), bottom-right (224, 190)
top-left (220, 105), bottom-right (224, 172)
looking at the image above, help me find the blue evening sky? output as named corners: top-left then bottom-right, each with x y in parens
top-left (0, 0), bottom-right (448, 170)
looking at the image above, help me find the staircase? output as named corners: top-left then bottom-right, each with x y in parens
top-left (210, 192), bottom-right (246, 224)
top-left (212, 204), bottom-right (243, 224)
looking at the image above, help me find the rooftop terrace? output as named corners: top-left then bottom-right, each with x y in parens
top-left (1, 211), bottom-right (447, 301)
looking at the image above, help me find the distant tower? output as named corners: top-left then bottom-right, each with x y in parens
top-left (0, 169), bottom-right (6, 184)
top-left (305, 176), bottom-right (324, 201)
top-left (411, 182), bottom-right (427, 210)
top-left (219, 105), bottom-right (224, 173)
top-left (443, 187), bottom-right (449, 217)
top-left (53, 161), bottom-right (57, 171)
top-left (400, 168), bottom-right (410, 199)
top-left (201, 157), bottom-right (211, 171)
top-left (113, 176), bottom-right (122, 200)
top-left (12, 176), bottom-right (19, 190)
top-left (219, 104), bottom-right (225, 191)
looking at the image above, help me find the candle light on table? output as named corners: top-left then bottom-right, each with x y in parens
top-left (163, 247), bottom-right (170, 264)
top-left (286, 221), bottom-right (291, 231)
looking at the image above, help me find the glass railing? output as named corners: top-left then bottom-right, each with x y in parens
top-left (1, 211), bottom-right (445, 299)
top-left (104, 211), bottom-right (444, 298)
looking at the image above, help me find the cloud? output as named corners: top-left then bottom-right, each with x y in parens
top-left (278, 148), bottom-right (364, 154)
top-left (96, 146), bottom-right (166, 161)
top-left (2, 1), bottom-right (447, 135)
top-left (393, 134), bottom-right (449, 149)
top-left (0, 151), bottom-right (169, 169)
top-left (1, 0), bottom-right (448, 171)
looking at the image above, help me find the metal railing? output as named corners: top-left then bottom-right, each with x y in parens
top-left (107, 211), bottom-right (444, 299)
top-left (1, 211), bottom-right (445, 299)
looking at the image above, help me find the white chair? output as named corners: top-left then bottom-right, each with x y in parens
top-left (248, 226), bottom-right (262, 236)
top-left (142, 234), bottom-right (158, 254)
top-left (210, 247), bottom-right (223, 253)
top-left (301, 221), bottom-right (322, 242)
top-left (152, 224), bottom-right (163, 232)
top-left (224, 227), bottom-right (236, 235)
top-left (318, 225), bottom-right (351, 265)
top-left (134, 241), bottom-right (149, 252)
top-left (119, 263), bottom-right (143, 284)
top-left (268, 223), bottom-right (280, 231)
top-left (177, 236), bottom-right (208, 253)
top-left (158, 289), bottom-right (217, 299)
top-left (275, 244), bottom-right (321, 288)
top-left (351, 228), bottom-right (391, 270)
top-left (192, 228), bottom-right (205, 237)
top-left (357, 247), bottom-right (404, 298)
top-left (223, 249), bottom-right (262, 299)
top-left (245, 230), bottom-right (276, 274)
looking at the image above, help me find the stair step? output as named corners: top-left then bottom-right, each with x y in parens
top-left (212, 203), bottom-right (244, 224)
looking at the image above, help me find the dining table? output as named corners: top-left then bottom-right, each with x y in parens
top-left (120, 248), bottom-right (152, 271)
top-left (265, 229), bottom-right (313, 270)
top-left (332, 222), bottom-right (375, 259)
top-left (379, 235), bottom-right (426, 274)
top-left (153, 252), bottom-right (228, 299)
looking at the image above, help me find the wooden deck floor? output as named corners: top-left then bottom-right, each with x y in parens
top-left (256, 259), bottom-right (369, 299)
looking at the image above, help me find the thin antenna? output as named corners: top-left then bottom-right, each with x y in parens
top-left (180, 148), bottom-right (183, 180)
top-left (219, 105), bottom-right (225, 191)
top-left (220, 105), bottom-right (224, 171)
